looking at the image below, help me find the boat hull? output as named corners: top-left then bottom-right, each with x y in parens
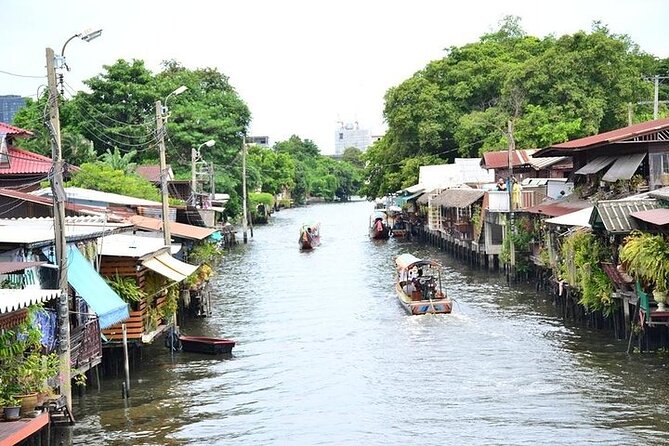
top-left (179, 335), bottom-right (236, 354)
top-left (395, 283), bottom-right (452, 315)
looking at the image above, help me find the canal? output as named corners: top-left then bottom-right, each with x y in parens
top-left (65, 200), bottom-right (669, 445)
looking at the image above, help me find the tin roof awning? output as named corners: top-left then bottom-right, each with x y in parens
top-left (142, 252), bottom-right (198, 282)
top-left (0, 288), bottom-right (60, 314)
top-left (591, 199), bottom-right (659, 234)
top-left (0, 261), bottom-right (46, 274)
top-left (601, 153), bottom-right (646, 182)
top-left (574, 156), bottom-right (616, 175)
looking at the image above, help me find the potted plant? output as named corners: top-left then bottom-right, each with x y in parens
top-left (0, 306), bottom-right (60, 415)
top-left (1, 394), bottom-right (22, 421)
top-left (620, 231), bottom-right (669, 311)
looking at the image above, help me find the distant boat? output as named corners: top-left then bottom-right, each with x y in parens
top-left (299, 222), bottom-right (321, 250)
top-left (394, 254), bottom-right (452, 315)
top-left (369, 211), bottom-right (390, 240)
top-left (179, 335), bottom-right (236, 355)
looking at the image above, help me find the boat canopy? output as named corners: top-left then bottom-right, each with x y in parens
top-left (395, 253), bottom-right (440, 270)
top-left (301, 221), bottom-right (320, 231)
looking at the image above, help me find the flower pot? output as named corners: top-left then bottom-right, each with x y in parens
top-left (653, 290), bottom-right (667, 311)
top-left (3, 405), bottom-right (21, 421)
top-left (13, 392), bottom-right (38, 416)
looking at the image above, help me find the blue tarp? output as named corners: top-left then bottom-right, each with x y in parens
top-left (209, 231), bottom-right (222, 241)
top-left (66, 245), bottom-right (130, 329)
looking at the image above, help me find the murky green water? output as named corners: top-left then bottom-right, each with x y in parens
top-left (63, 201), bottom-right (669, 445)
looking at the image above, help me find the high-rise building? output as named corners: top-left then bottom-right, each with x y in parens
top-left (0, 95), bottom-right (26, 124)
top-left (334, 122), bottom-right (371, 155)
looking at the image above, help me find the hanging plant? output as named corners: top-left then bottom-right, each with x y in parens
top-left (620, 231), bottom-right (669, 293)
top-left (559, 229), bottom-right (614, 315)
top-left (106, 273), bottom-right (145, 304)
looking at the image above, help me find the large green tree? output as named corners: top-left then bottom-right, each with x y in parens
top-left (363, 17), bottom-right (661, 199)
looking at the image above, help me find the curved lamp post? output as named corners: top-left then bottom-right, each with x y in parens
top-left (60, 29), bottom-right (103, 72)
top-left (191, 140), bottom-right (216, 206)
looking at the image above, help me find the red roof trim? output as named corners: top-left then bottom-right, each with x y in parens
top-left (548, 117), bottom-right (669, 151)
top-left (0, 122), bottom-right (33, 137)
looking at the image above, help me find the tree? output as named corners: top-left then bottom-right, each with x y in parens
top-left (66, 163), bottom-right (161, 201)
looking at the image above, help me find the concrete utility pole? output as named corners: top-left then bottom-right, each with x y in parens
top-left (155, 100), bottom-right (171, 247)
top-left (190, 147), bottom-right (198, 207)
top-left (242, 136), bottom-right (248, 243)
top-left (507, 119), bottom-right (516, 272)
top-left (46, 46), bottom-right (72, 416)
top-left (654, 75), bottom-right (660, 120)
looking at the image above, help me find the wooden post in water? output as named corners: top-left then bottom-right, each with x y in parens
top-left (122, 323), bottom-right (130, 398)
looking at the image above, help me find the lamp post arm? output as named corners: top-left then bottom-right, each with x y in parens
top-left (60, 34), bottom-right (80, 59)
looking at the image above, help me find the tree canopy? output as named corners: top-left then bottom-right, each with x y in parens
top-left (362, 17), bottom-right (667, 198)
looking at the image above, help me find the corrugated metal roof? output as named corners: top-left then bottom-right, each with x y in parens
top-left (129, 215), bottom-right (216, 240)
top-left (535, 117), bottom-right (669, 156)
top-left (0, 147), bottom-right (52, 174)
top-left (592, 199), bottom-right (659, 234)
top-left (0, 123), bottom-right (33, 137)
top-left (574, 156), bottom-right (616, 175)
top-left (33, 187), bottom-right (162, 207)
top-left (629, 208), bottom-right (669, 226)
top-left (545, 207), bottom-right (594, 227)
top-left (135, 165), bottom-right (174, 182)
top-left (0, 217), bottom-right (131, 246)
top-left (0, 288), bottom-right (60, 314)
top-left (601, 153), bottom-right (646, 182)
top-left (431, 189), bottom-right (485, 208)
top-left (482, 149), bottom-right (534, 170)
top-left (99, 233), bottom-right (180, 257)
top-left (649, 186), bottom-right (669, 201)
top-left (528, 155), bottom-right (570, 170)
top-left (523, 198), bottom-right (592, 217)
top-left (0, 261), bottom-right (46, 274)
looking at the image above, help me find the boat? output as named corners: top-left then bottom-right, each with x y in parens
top-left (369, 211), bottom-right (390, 240)
top-left (179, 335), bottom-right (236, 354)
top-left (394, 253), bottom-right (452, 315)
top-left (390, 213), bottom-right (409, 238)
top-left (299, 222), bottom-right (321, 250)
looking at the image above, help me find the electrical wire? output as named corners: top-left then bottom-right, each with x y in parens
top-left (0, 69), bottom-right (46, 79)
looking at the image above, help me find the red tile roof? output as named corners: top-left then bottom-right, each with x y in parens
top-left (0, 122), bottom-right (33, 137)
top-left (535, 117), bottom-right (669, 156)
top-left (481, 149), bottom-right (534, 170)
top-left (0, 146), bottom-right (52, 175)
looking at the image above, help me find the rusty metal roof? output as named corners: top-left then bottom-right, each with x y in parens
top-left (129, 215), bottom-right (216, 240)
top-left (629, 208), bottom-right (669, 226)
top-left (431, 189), bottom-right (485, 208)
top-left (481, 149), bottom-right (533, 170)
top-left (535, 117), bottom-right (669, 156)
top-left (591, 199), bottom-right (660, 234)
top-left (0, 261), bottom-right (46, 274)
top-left (523, 198), bottom-right (591, 217)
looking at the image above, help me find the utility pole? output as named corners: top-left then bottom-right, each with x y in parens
top-left (507, 119), bottom-right (516, 276)
top-left (242, 136), bottom-right (248, 243)
top-left (155, 100), bottom-right (171, 247)
top-left (654, 75), bottom-right (660, 120)
top-left (46, 47), bottom-right (72, 416)
top-left (190, 147), bottom-right (197, 207)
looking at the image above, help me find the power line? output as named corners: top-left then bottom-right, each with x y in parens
top-left (0, 69), bottom-right (46, 79)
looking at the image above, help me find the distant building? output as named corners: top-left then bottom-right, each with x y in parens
top-left (0, 95), bottom-right (26, 123)
top-left (246, 136), bottom-right (270, 147)
top-left (334, 122), bottom-right (372, 155)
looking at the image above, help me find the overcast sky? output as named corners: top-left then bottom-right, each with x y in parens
top-left (2, 0), bottom-right (668, 154)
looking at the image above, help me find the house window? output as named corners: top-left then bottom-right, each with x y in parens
top-left (339, 133), bottom-right (343, 140)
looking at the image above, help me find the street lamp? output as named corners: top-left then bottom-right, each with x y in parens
top-left (59, 28), bottom-right (103, 71)
top-left (191, 140), bottom-right (216, 206)
top-left (156, 85), bottom-right (188, 246)
top-left (45, 28), bottom-right (102, 422)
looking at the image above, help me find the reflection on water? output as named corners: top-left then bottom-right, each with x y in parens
top-left (66, 201), bottom-right (669, 445)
